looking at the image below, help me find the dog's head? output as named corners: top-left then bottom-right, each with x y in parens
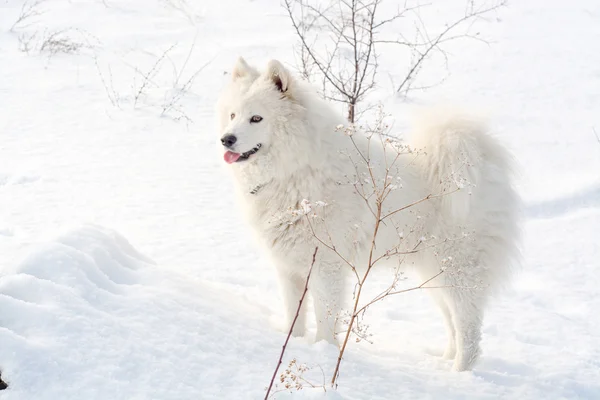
top-left (216, 57), bottom-right (301, 167)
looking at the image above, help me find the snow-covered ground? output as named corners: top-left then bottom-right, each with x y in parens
top-left (1, 0), bottom-right (599, 399)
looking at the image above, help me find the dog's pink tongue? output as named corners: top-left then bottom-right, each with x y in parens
top-left (224, 151), bottom-right (241, 164)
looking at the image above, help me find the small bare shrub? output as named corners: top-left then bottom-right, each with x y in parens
top-left (40, 29), bottom-right (88, 55)
top-left (285, 0), bottom-right (506, 122)
top-left (17, 31), bottom-right (38, 54)
top-left (93, 41), bottom-right (212, 122)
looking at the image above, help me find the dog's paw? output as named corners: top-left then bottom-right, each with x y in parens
top-left (442, 347), bottom-right (457, 360)
top-left (268, 314), bottom-right (307, 338)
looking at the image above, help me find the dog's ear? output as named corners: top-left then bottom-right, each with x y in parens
top-left (232, 57), bottom-right (257, 81)
top-left (265, 59), bottom-right (291, 93)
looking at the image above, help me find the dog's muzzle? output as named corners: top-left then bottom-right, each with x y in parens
top-left (223, 143), bottom-right (262, 164)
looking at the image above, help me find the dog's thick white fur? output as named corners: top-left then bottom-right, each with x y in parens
top-left (216, 57), bottom-right (520, 371)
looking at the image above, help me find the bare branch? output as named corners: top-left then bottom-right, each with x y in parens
top-left (265, 247), bottom-right (319, 400)
top-left (10, 0), bottom-right (46, 32)
top-left (380, 188), bottom-right (459, 221)
top-left (284, 0), bottom-right (350, 98)
top-left (93, 55), bottom-right (120, 108)
top-left (396, 1), bottom-right (506, 93)
top-left (134, 44), bottom-right (177, 107)
top-left (305, 217), bottom-right (360, 282)
top-left (161, 52), bottom-right (216, 117)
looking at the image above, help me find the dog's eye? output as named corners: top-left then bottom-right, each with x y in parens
top-left (230, 113), bottom-right (235, 120)
top-left (250, 115), bottom-right (263, 123)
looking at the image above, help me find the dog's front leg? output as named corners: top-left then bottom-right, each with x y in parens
top-left (311, 261), bottom-right (345, 345)
top-left (276, 268), bottom-right (308, 337)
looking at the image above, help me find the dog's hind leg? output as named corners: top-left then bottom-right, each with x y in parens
top-left (445, 287), bottom-right (484, 371)
top-left (417, 253), bottom-right (481, 369)
top-left (416, 257), bottom-right (457, 360)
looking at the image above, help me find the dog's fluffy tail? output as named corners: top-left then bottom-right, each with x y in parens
top-left (410, 108), bottom-right (521, 288)
top-left (409, 108), bottom-right (515, 221)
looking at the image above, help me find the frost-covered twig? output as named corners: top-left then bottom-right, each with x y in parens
top-left (395, 0), bottom-right (506, 95)
top-left (134, 44), bottom-right (177, 107)
top-left (265, 247), bottom-right (319, 400)
top-left (93, 40), bottom-right (210, 122)
top-left (40, 28), bottom-right (90, 56)
top-left (285, 0), bottom-right (505, 119)
top-left (10, 0), bottom-right (46, 32)
top-left (380, 189), bottom-right (460, 221)
top-left (17, 31), bottom-right (37, 54)
top-left (161, 45), bottom-right (216, 118)
top-left (93, 55), bottom-right (121, 108)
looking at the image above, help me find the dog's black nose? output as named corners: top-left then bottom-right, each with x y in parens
top-left (221, 134), bottom-right (237, 148)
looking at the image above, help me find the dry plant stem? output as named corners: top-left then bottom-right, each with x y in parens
top-left (40, 29), bottom-right (86, 55)
top-left (306, 217), bottom-right (360, 282)
top-left (284, 0), bottom-right (381, 122)
top-left (93, 55), bottom-right (120, 108)
top-left (265, 247), bottom-right (319, 400)
top-left (330, 224), bottom-right (455, 385)
top-left (371, 236), bottom-right (459, 266)
top-left (357, 269), bottom-right (445, 315)
top-left (330, 135), bottom-right (461, 385)
top-left (134, 44), bottom-right (177, 107)
top-left (381, 188), bottom-right (459, 221)
top-left (331, 193), bottom-right (382, 386)
top-left (161, 54), bottom-right (216, 117)
top-left (10, 0), bottom-right (45, 32)
top-left (284, 0), bottom-right (346, 100)
top-left (396, 0), bottom-right (506, 94)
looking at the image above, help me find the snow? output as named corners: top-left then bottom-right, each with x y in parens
top-left (1, 0), bottom-right (599, 399)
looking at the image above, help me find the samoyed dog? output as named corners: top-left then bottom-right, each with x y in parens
top-left (216, 57), bottom-right (520, 371)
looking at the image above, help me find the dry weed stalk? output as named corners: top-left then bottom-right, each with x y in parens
top-left (10, 0), bottom-right (46, 32)
top-left (265, 247), bottom-right (319, 400)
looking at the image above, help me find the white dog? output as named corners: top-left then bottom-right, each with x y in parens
top-left (216, 57), bottom-right (520, 371)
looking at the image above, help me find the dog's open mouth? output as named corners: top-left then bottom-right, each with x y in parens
top-left (224, 143), bottom-right (262, 164)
